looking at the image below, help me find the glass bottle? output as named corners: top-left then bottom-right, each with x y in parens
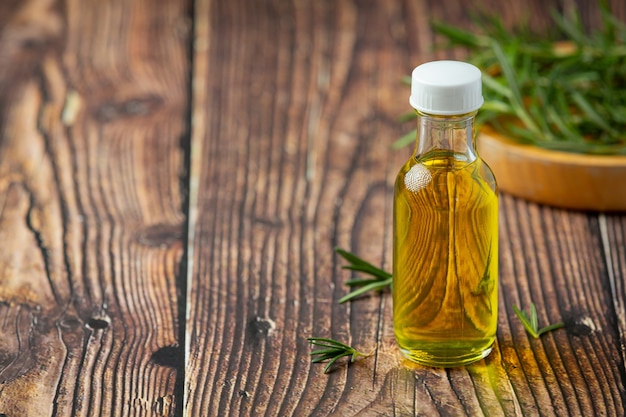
top-left (393, 60), bottom-right (498, 367)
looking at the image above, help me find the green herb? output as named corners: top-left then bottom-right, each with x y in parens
top-left (307, 337), bottom-right (371, 373)
top-left (512, 302), bottom-right (565, 338)
top-left (335, 247), bottom-right (392, 303)
top-left (395, 3), bottom-right (626, 155)
top-left (310, 249), bottom-right (567, 373)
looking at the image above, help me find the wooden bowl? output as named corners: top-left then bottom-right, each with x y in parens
top-left (477, 126), bottom-right (626, 211)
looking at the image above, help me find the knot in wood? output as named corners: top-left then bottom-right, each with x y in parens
top-left (248, 316), bottom-right (276, 343)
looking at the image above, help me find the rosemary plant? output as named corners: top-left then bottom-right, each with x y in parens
top-left (394, 4), bottom-right (626, 155)
top-left (335, 247), bottom-right (392, 303)
top-left (513, 302), bottom-right (565, 338)
top-left (309, 249), bottom-right (566, 372)
top-left (307, 337), bottom-right (371, 373)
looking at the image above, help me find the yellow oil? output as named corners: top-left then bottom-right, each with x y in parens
top-left (393, 150), bottom-right (498, 367)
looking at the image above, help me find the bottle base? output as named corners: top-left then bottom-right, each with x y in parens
top-left (399, 343), bottom-right (493, 368)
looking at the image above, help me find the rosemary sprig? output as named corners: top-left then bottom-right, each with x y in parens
top-left (310, 249), bottom-right (567, 373)
top-left (307, 337), bottom-right (371, 373)
top-left (395, 4), bottom-right (626, 155)
top-left (513, 302), bottom-right (565, 338)
top-left (335, 247), bottom-right (392, 303)
top-left (335, 248), bottom-right (566, 342)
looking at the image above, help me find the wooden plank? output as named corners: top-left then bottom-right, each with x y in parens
top-left (0, 0), bottom-right (190, 415)
top-left (188, 0), bottom-right (626, 415)
top-left (496, 197), bottom-right (625, 416)
top-left (186, 0), bottom-right (624, 416)
top-left (600, 214), bottom-right (626, 370)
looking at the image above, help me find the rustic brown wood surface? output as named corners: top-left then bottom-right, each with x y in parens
top-left (0, 0), bottom-right (625, 416)
top-left (0, 0), bottom-right (190, 415)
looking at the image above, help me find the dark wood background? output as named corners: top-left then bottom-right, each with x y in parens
top-left (0, 0), bottom-right (625, 415)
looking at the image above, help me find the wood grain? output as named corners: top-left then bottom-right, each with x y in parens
top-left (1, 0), bottom-right (625, 416)
top-left (188, 0), bottom-right (626, 416)
top-left (0, 0), bottom-right (190, 415)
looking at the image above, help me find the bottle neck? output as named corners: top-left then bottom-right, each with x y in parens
top-left (413, 111), bottom-right (478, 164)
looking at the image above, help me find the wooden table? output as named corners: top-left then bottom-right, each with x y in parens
top-left (1, 0), bottom-right (625, 415)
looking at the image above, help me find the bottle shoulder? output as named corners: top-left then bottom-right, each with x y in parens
top-left (395, 153), bottom-right (497, 195)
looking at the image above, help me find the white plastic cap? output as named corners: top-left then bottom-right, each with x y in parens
top-left (409, 60), bottom-right (483, 115)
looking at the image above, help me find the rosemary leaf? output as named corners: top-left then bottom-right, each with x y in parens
top-left (338, 278), bottom-right (392, 304)
top-left (513, 302), bottom-right (565, 339)
top-left (335, 247), bottom-right (392, 303)
top-left (335, 247), bottom-right (391, 279)
top-left (396, 4), bottom-right (626, 155)
top-left (570, 91), bottom-right (618, 136)
top-left (391, 130), bottom-right (416, 150)
top-left (307, 337), bottom-right (371, 373)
